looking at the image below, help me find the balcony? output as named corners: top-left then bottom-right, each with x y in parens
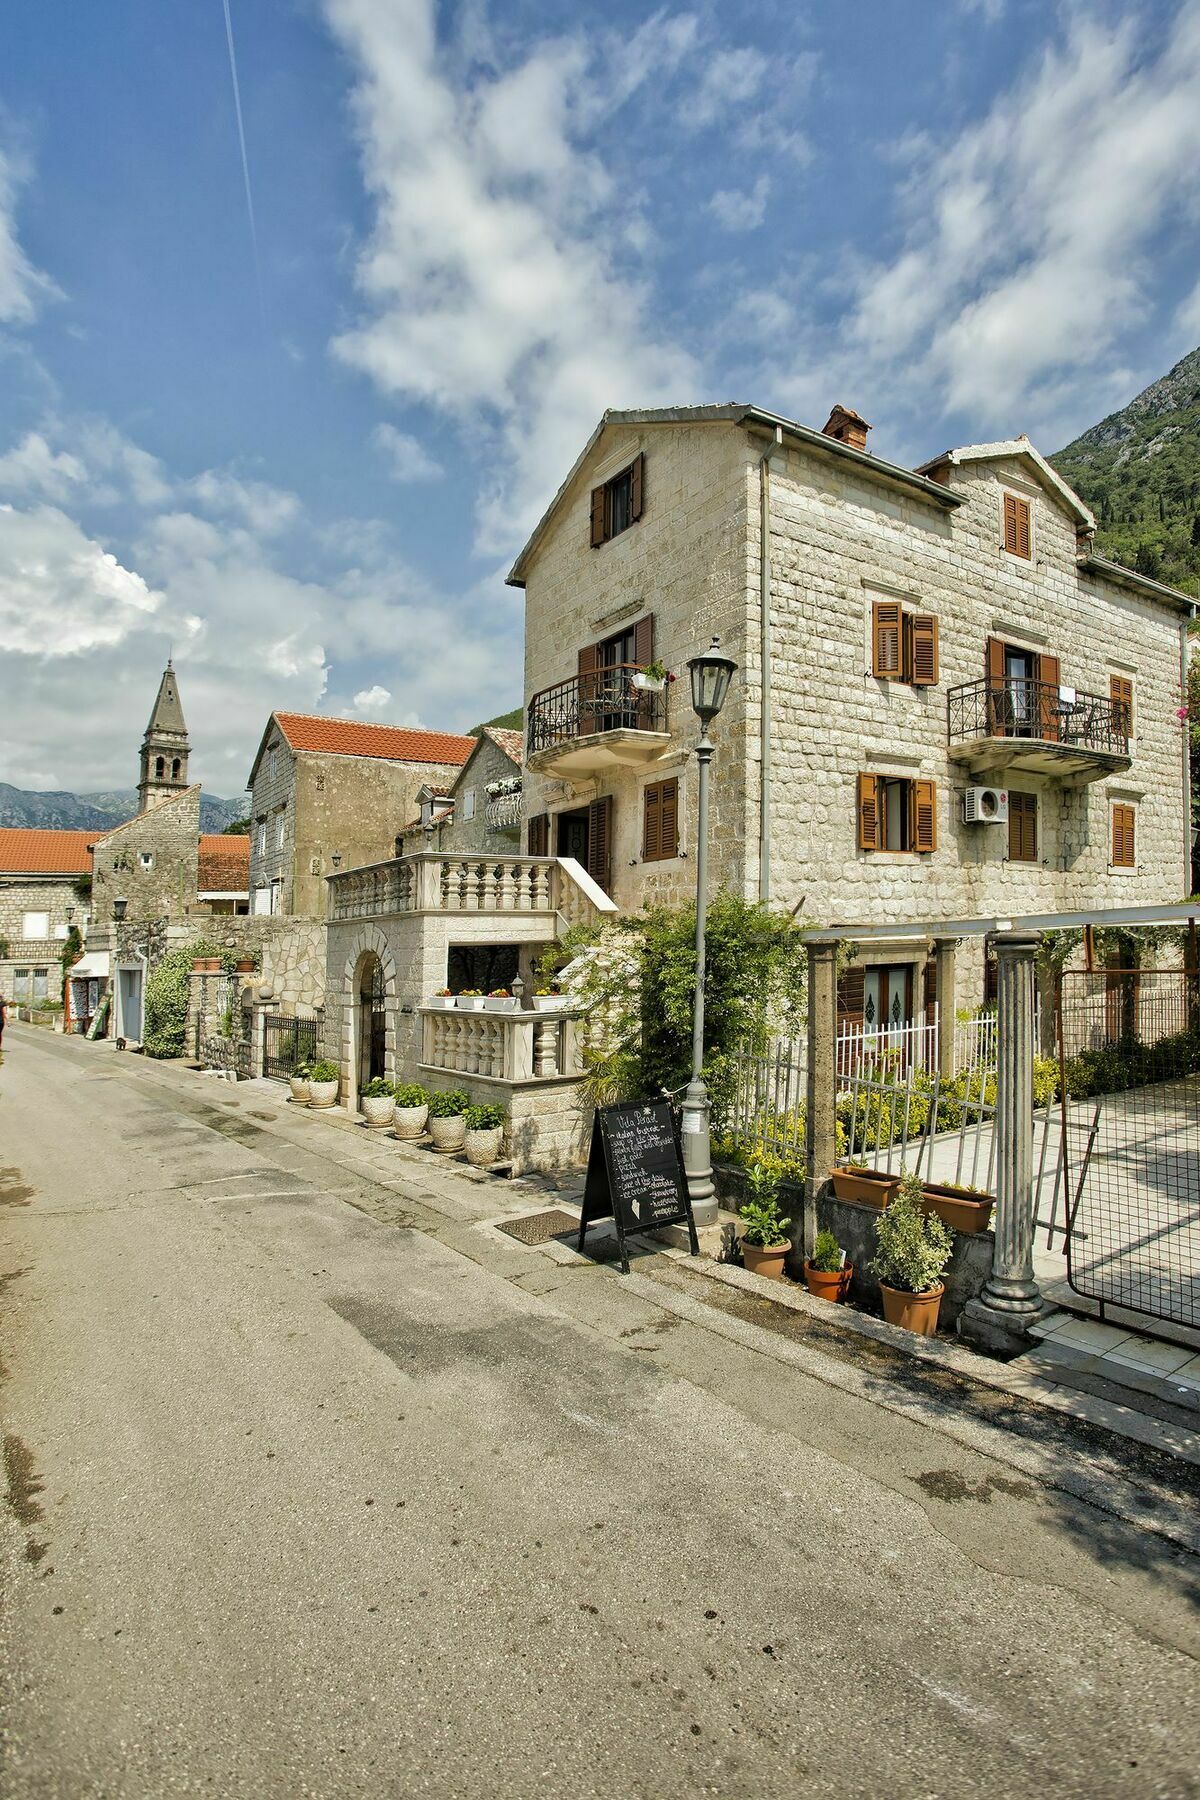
top-left (484, 791), bottom-right (522, 831)
top-left (947, 678), bottom-right (1131, 782)
top-left (526, 664), bottom-right (671, 778)
top-left (327, 851), bottom-right (616, 934)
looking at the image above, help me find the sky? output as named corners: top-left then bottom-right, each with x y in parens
top-left (1, 0), bottom-right (1199, 801)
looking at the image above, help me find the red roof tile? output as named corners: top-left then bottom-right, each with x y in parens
top-left (198, 834), bottom-right (250, 891)
top-left (273, 712), bottom-right (476, 766)
top-left (0, 828), bottom-right (96, 876)
top-left (483, 727), bottom-right (524, 764)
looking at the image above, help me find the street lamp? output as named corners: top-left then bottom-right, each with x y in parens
top-left (112, 897), bottom-right (128, 923)
top-left (681, 635), bottom-right (738, 1224)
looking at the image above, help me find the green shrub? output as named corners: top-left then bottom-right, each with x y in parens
top-left (309, 1060), bottom-right (339, 1083)
top-left (464, 1103), bottom-right (507, 1131)
top-left (361, 1077), bottom-right (393, 1099)
top-left (739, 1158), bottom-right (791, 1248)
top-left (393, 1082), bottom-right (429, 1109)
top-left (810, 1229), bottom-right (844, 1273)
top-left (293, 1062), bottom-right (311, 1081)
top-left (427, 1088), bottom-right (468, 1118)
top-left (870, 1171), bottom-right (954, 1295)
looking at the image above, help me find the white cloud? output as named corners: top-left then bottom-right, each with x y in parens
top-left (0, 431), bottom-right (87, 500)
top-left (352, 683), bottom-right (391, 710)
top-left (1176, 274), bottom-right (1200, 341)
top-left (372, 422), bottom-right (443, 482)
top-left (708, 174), bottom-right (770, 232)
top-left (688, 48), bottom-right (769, 128)
top-left (0, 502), bottom-right (161, 655)
top-left (0, 148), bottom-right (58, 326)
top-left (186, 469), bottom-right (300, 535)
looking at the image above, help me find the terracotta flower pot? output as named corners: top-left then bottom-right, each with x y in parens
top-left (803, 1261), bottom-right (853, 1302)
top-left (429, 1114), bottom-right (467, 1153)
top-left (920, 1185), bottom-right (994, 1234)
top-left (235, 958), bottom-right (256, 974)
top-left (465, 1125), bottom-right (504, 1167)
top-left (742, 1239), bottom-right (791, 1281)
top-left (393, 1102), bottom-right (428, 1139)
top-left (879, 1281), bottom-right (944, 1337)
top-left (308, 1079), bottom-right (339, 1109)
top-left (829, 1167), bottom-right (899, 1207)
top-left (361, 1095), bottom-right (395, 1129)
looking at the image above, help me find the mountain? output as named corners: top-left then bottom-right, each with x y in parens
top-left (0, 785), bottom-right (245, 833)
top-left (1051, 345), bottom-right (1200, 597)
top-left (469, 705), bottom-right (523, 734)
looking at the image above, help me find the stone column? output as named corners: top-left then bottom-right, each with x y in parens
top-left (803, 939), bottom-right (839, 1260)
top-left (960, 931), bottom-right (1044, 1355)
top-left (933, 937), bottom-right (959, 1079)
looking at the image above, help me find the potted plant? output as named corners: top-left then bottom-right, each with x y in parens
top-left (829, 1165), bottom-right (900, 1207)
top-left (532, 986), bottom-right (566, 1012)
top-left (429, 988), bottom-right (456, 1010)
top-left (870, 1170), bottom-right (954, 1336)
top-left (455, 989), bottom-right (485, 1012)
top-left (804, 1229), bottom-right (852, 1302)
top-left (235, 956), bottom-right (256, 974)
top-left (739, 1162), bottom-right (792, 1281)
top-left (464, 1102), bottom-right (507, 1167)
top-left (360, 1077), bottom-right (395, 1129)
top-left (919, 1181), bottom-right (995, 1235)
top-left (392, 1081), bottom-right (430, 1139)
top-left (426, 1087), bottom-right (469, 1152)
top-left (289, 1061), bottom-right (311, 1104)
top-left (631, 660), bottom-right (671, 693)
top-left (307, 1060), bottom-right (340, 1109)
top-left (484, 988), bottom-right (518, 1013)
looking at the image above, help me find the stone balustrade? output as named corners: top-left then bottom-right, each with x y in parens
top-left (420, 1005), bottom-right (583, 1083)
top-left (328, 852), bottom-right (616, 930)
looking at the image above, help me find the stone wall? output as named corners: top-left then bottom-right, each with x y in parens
top-left (0, 874), bottom-right (83, 1002)
top-left (247, 729), bottom-right (297, 912)
top-left (91, 787), bottom-right (201, 927)
top-left (438, 734), bottom-right (522, 856)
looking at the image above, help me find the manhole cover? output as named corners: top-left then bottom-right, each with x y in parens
top-left (496, 1208), bottom-right (580, 1246)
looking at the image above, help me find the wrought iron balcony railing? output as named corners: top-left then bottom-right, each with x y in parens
top-left (527, 664), bottom-right (668, 756)
top-left (484, 792), bottom-right (522, 831)
top-left (947, 678), bottom-right (1130, 758)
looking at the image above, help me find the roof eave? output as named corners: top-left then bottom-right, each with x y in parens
top-left (1079, 554), bottom-right (1197, 616)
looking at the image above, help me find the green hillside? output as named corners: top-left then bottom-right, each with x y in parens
top-left (1051, 345), bottom-right (1200, 597)
top-left (470, 705), bottom-right (523, 734)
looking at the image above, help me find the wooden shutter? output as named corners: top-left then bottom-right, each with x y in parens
top-left (1110, 674), bottom-right (1133, 736)
top-left (527, 813), bottom-right (549, 857)
top-left (1004, 493), bottom-right (1031, 558)
top-left (1037, 652), bottom-right (1061, 741)
top-left (587, 795), bottom-right (613, 892)
top-left (922, 957), bottom-right (937, 1028)
top-left (630, 452), bottom-right (645, 522)
top-left (837, 965), bottom-right (865, 1031)
top-left (643, 782), bottom-right (661, 862)
top-left (590, 485), bottom-right (607, 548)
top-left (1007, 791), bottom-right (1036, 862)
top-left (1112, 804), bottom-right (1135, 868)
top-left (633, 613), bottom-right (655, 669)
top-left (909, 614), bottom-right (939, 686)
top-left (986, 636), bottom-right (1008, 735)
top-left (578, 641), bottom-right (600, 733)
top-left (659, 778), bottom-right (678, 859)
top-left (872, 602), bottom-right (902, 679)
top-left (857, 773), bottom-right (881, 852)
top-left (912, 780), bottom-right (938, 853)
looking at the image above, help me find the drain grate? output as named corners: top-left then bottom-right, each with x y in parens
top-left (496, 1208), bottom-right (581, 1246)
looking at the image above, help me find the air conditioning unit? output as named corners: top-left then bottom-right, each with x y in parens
top-left (963, 786), bottom-right (1008, 825)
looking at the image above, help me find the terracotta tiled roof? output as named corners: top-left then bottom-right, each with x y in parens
top-left (483, 727), bottom-right (524, 764)
top-left (0, 828), bottom-right (96, 876)
top-left (273, 712), bottom-right (476, 766)
top-left (198, 834), bottom-right (250, 891)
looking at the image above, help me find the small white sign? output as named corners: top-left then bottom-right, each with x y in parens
top-left (1059, 684), bottom-right (1076, 704)
top-left (681, 1113), bottom-right (703, 1134)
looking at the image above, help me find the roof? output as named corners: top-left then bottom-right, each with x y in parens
top-left (1078, 553), bottom-right (1196, 616)
top-left (144, 660), bottom-right (188, 739)
top-left (0, 828), bottom-right (96, 876)
top-left (91, 785), bottom-right (201, 841)
top-left (506, 403), bottom-right (963, 586)
top-left (253, 712), bottom-right (477, 781)
top-left (198, 834), bottom-right (250, 891)
top-left (482, 726), bottom-right (524, 764)
top-left (915, 437), bottom-right (1096, 531)
top-left (399, 806), bottom-right (454, 834)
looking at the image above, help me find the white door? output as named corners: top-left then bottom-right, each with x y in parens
top-left (117, 967), bottom-right (144, 1041)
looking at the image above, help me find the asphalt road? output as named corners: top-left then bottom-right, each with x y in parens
top-left (2, 1025), bottom-right (1198, 1799)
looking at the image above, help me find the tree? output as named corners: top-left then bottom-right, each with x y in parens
top-left (223, 818), bottom-right (251, 835)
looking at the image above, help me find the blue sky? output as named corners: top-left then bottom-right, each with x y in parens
top-left (2, 0), bottom-right (1199, 798)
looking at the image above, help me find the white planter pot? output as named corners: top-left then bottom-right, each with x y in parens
top-left (455, 997), bottom-right (486, 1012)
top-left (484, 997), bottom-right (518, 1013)
top-left (464, 1126), bottom-right (504, 1168)
top-left (308, 1080), bottom-right (339, 1108)
top-left (393, 1102), bottom-right (429, 1139)
top-left (361, 1095), bottom-right (395, 1129)
top-left (428, 995), bottom-right (456, 1010)
top-left (531, 996), bottom-right (567, 1012)
top-left (289, 1077), bottom-right (311, 1103)
top-left (429, 1114), bottom-right (467, 1153)
top-left (631, 671), bottom-right (666, 692)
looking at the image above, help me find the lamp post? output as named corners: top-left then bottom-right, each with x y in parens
top-left (680, 635), bottom-right (738, 1225)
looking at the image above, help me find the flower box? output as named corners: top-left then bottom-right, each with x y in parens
top-left (828, 1166), bottom-right (900, 1207)
top-left (455, 995), bottom-right (486, 1011)
top-left (428, 995), bottom-right (456, 1009)
top-left (920, 1182), bottom-right (994, 1235)
top-left (484, 996), bottom-right (518, 1013)
top-left (532, 995), bottom-right (567, 1012)
top-left (630, 670), bottom-right (666, 693)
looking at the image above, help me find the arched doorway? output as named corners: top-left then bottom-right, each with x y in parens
top-left (357, 952), bottom-right (386, 1090)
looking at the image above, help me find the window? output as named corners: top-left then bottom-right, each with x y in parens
top-left (154, 756), bottom-right (165, 778)
top-left (33, 968), bottom-right (47, 1001)
top-left (577, 614), bottom-right (656, 731)
top-left (139, 852), bottom-right (154, 870)
top-left (590, 453), bottom-right (645, 547)
top-left (1002, 492), bottom-right (1032, 559)
top-left (642, 777), bottom-right (679, 861)
top-left (276, 813), bottom-right (286, 849)
top-left (171, 758), bottom-right (181, 779)
top-left (21, 912), bottom-right (49, 940)
top-left (985, 639), bottom-right (1061, 740)
top-left (1110, 674), bottom-right (1134, 736)
top-left (13, 969), bottom-right (30, 1000)
top-left (257, 821), bottom-right (267, 856)
top-left (1007, 791), bottom-right (1038, 862)
top-left (462, 789), bottom-right (476, 822)
top-left (871, 601), bottom-right (939, 686)
top-left (527, 813), bottom-right (549, 856)
top-left (857, 774), bottom-right (937, 854)
top-left (1112, 804), bottom-right (1136, 869)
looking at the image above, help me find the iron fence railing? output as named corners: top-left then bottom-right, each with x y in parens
top-left (947, 677), bottom-right (1129, 757)
top-left (527, 664), bottom-right (668, 755)
top-left (263, 1012), bottom-right (322, 1082)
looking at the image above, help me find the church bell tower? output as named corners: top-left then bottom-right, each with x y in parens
top-left (137, 660), bottom-right (191, 813)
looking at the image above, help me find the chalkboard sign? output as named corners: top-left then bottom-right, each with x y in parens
top-left (577, 1098), bottom-right (699, 1274)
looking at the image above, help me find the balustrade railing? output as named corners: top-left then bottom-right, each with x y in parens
top-left (484, 793), bottom-right (523, 830)
top-left (328, 853), bottom-right (616, 927)
top-left (527, 664), bottom-right (668, 755)
top-left (420, 1006), bottom-right (583, 1083)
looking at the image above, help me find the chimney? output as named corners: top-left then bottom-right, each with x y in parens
top-left (821, 405), bottom-right (871, 452)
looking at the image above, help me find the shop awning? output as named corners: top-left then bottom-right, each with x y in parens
top-left (69, 951), bottom-right (110, 979)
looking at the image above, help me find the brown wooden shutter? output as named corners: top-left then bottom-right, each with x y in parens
top-left (642, 782), bottom-right (661, 861)
top-left (633, 613), bottom-right (655, 670)
top-left (1016, 497), bottom-right (1031, 558)
top-left (1003, 494), bottom-right (1031, 558)
top-left (1112, 804), bottom-right (1135, 868)
top-left (630, 452), bottom-right (644, 522)
top-left (910, 614), bottom-right (939, 686)
top-left (1007, 791), bottom-right (1036, 862)
top-left (1110, 674), bottom-right (1133, 736)
top-left (912, 779), bottom-right (938, 853)
top-left (986, 636), bottom-right (1007, 735)
top-left (857, 773), bottom-right (881, 852)
top-left (590, 485), bottom-right (607, 548)
top-left (578, 641), bottom-right (600, 733)
top-left (1037, 652), bottom-right (1061, 741)
top-left (872, 602), bottom-right (902, 679)
top-left (837, 965), bottom-right (865, 1030)
top-left (527, 813), bottom-right (549, 857)
top-left (923, 957), bottom-right (937, 1028)
top-left (659, 778), bottom-right (678, 859)
top-left (587, 795), bottom-right (613, 892)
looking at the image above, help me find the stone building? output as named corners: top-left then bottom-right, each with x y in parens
top-left (395, 727), bottom-right (524, 858)
top-left (0, 829), bottom-right (93, 1006)
top-left (245, 713), bottom-right (477, 917)
top-left (137, 660), bottom-right (191, 813)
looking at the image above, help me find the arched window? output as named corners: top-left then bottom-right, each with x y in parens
top-left (171, 758), bottom-right (181, 779)
top-left (155, 756), bottom-right (165, 778)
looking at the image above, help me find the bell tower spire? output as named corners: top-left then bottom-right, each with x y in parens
top-left (138, 659), bottom-right (191, 813)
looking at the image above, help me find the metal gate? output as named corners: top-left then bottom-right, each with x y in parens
top-left (1057, 968), bottom-right (1200, 1328)
top-left (263, 1013), bottom-right (320, 1082)
top-left (358, 957), bottom-right (386, 1088)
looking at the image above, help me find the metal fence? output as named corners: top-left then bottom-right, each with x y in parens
top-left (263, 1013), bottom-right (321, 1082)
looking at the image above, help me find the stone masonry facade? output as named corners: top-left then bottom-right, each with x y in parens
top-left (0, 876), bottom-right (82, 1003)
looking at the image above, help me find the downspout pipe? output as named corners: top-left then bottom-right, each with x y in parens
top-left (759, 426), bottom-right (784, 902)
top-left (1182, 609), bottom-right (1196, 897)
